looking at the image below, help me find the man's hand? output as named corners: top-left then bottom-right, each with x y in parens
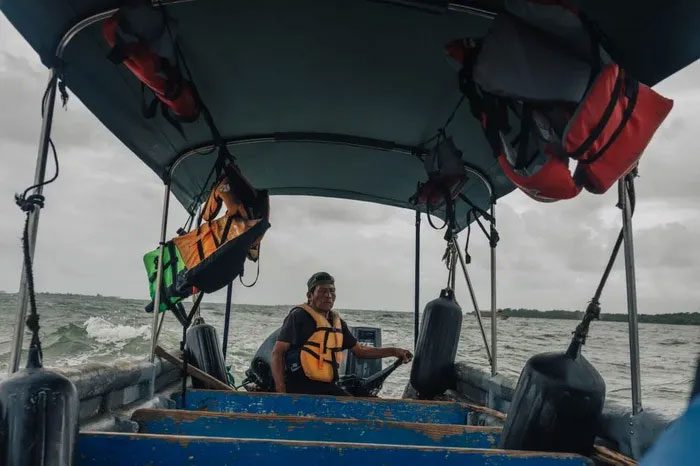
top-left (393, 348), bottom-right (413, 364)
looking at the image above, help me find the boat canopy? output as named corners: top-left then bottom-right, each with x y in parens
top-left (2, 0), bottom-right (699, 228)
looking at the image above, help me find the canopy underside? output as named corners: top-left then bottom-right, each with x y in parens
top-left (2, 0), bottom-right (699, 227)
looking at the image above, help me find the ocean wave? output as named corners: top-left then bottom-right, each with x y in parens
top-left (658, 338), bottom-right (688, 346)
top-left (84, 317), bottom-right (150, 346)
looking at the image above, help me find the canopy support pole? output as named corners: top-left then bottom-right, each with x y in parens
top-left (8, 69), bottom-right (58, 374)
top-left (413, 210), bottom-right (421, 348)
top-left (619, 178), bottom-right (643, 414)
top-left (490, 202), bottom-right (498, 376)
top-left (222, 282), bottom-right (233, 361)
top-left (149, 182), bottom-right (171, 363)
top-left (453, 237), bottom-right (493, 368)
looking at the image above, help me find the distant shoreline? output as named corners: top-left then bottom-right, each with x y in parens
top-left (1, 292), bottom-right (698, 326)
top-left (492, 308), bottom-right (700, 326)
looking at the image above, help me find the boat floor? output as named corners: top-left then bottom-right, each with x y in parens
top-left (76, 388), bottom-right (595, 465)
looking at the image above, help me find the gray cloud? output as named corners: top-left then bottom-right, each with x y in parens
top-left (0, 13), bottom-right (698, 317)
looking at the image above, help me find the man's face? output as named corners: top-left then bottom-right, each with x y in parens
top-left (309, 284), bottom-right (336, 312)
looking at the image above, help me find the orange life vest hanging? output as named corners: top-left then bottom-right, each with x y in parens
top-left (102, 2), bottom-right (200, 122)
top-left (445, 1), bottom-right (673, 202)
top-left (143, 161), bottom-right (270, 316)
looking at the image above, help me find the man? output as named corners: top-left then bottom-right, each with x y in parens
top-left (271, 272), bottom-right (413, 396)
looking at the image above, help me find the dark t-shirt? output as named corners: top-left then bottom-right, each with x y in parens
top-left (278, 307), bottom-right (357, 350)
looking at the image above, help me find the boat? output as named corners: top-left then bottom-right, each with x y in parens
top-left (1, 1), bottom-right (698, 465)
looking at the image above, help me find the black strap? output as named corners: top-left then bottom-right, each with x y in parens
top-left (166, 242), bottom-right (179, 289)
top-left (580, 75), bottom-right (639, 165)
top-left (458, 193), bottom-right (494, 223)
top-left (209, 222), bottom-right (221, 249)
top-left (322, 329), bottom-right (331, 359)
top-left (331, 348), bottom-right (339, 382)
top-left (170, 302), bottom-right (188, 327)
top-left (315, 326), bottom-right (342, 333)
top-left (304, 340), bottom-right (343, 350)
top-left (196, 240), bottom-right (205, 261)
top-left (106, 42), bottom-right (128, 64)
top-left (140, 83), bottom-right (186, 138)
top-left (300, 347), bottom-right (339, 368)
top-left (567, 69), bottom-right (625, 160)
top-left (514, 104), bottom-right (534, 170)
top-left (141, 84), bottom-right (159, 118)
top-left (458, 68), bottom-right (507, 158)
top-left (160, 101), bottom-right (186, 138)
top-left (220, 215), bottom-right (234, 245)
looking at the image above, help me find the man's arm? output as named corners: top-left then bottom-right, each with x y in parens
top-left (271, 341), bottom-right (290, 393)
top-left (350, 343), bottom-right (412, 363)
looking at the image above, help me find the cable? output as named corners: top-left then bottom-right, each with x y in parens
top-left (420, 95), bottom-right (466, 147)
top-left (240, 254), bottom-right (261, 288)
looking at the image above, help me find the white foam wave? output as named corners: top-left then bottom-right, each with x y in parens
top-left (84, 317), bottom-right (150, 346)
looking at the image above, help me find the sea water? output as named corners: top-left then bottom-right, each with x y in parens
top-left (0, 293), bottom-right (697, 417)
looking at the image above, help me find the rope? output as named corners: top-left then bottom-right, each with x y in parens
top-left (567, 174), bottom-right (636, 356)
top-left (14, 79), bottom-right (62, 363)
top-left (442, 241), bottom-right (456, 289)
top-left (16, 139), bottom-right (59, 206)
top-left (21, 216), bottom-right (42, 360)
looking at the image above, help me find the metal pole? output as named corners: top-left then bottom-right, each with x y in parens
top-left (154, 311), bottom-right (166, 347)
top-left (450, 250), bottom-right (457, 290)
top-left (619, 178), bottom-right (643, 414)
top-left (222, 282), bottom-right (233, 361)
top-left (414, 210), bottom-right (420, 347)
top-left (149, 182), bottom-right (171, 363)
top-left (450, 240), bottom-right (457, 291)
top-left (8, 70), bottom-right (58, 374)
top-left (453, 238), bottom-right (493, 366)
top-left (490, 203), bottom-right (498, 376)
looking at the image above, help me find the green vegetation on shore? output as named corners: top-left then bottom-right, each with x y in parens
top-left (498, 308), bottom-right (700, 326)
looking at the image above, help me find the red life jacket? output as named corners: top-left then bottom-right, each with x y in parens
top-left (102, 4), bottom-right (200, 122)
top-left (497, 145), bottom-right (581, 203)
top-left (445, 1), bottom-right (673, 202)
top-left (565, 64), bottom-right (673, 194)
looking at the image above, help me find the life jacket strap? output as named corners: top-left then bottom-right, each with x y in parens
top-left (577, 74), bottom-right (639, 165)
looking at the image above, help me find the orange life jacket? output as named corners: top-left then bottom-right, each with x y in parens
top-left (297, 304), bottom-right (344, 383)
top-left (173, 215), bottom-right (263, 271)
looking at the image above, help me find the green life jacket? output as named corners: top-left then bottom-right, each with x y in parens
top-left (143, 241), bottom-right (189, 314)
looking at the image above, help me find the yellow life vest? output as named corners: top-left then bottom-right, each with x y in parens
top-left (298, 304), bottom-right (344, 383)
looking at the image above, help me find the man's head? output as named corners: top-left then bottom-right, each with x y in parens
top-left (306, 272), bottom-right (336, 312)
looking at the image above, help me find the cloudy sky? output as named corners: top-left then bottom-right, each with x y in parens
top-left (1, 14), bottom-right (699, 316)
